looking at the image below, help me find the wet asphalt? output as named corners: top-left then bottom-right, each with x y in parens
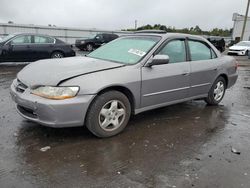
top-left (0, 54), bottom-right (250, 188)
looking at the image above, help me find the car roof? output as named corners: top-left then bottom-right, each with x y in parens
top-left (125, 32), bottom-right (206, 41)
top-left (134, 30), bottom-right (167, 34)
top-left (10, 32), bottom-right (54, 38)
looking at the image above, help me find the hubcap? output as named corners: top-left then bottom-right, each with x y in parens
top-left (213, 81), bottom-right (225, 101)
top-left (98, 100), bottom-right (126, 131)
top-left (53, 53), bottom-right (63, 58)
top-left (87, 44), bottom-right (93, 51)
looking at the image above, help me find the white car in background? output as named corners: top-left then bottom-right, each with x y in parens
top-left (228, 41), bottom-right (250, 56)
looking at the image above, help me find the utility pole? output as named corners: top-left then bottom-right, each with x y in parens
top-left (135, 20), bottom-right (138, 30)
top-left (241, 0), bottom-right (250, 41)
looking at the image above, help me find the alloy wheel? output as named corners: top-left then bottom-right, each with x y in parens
top-left (98, 100), bottom-right (126, 132)
top-left (213, 81), bottom-right (225, 101)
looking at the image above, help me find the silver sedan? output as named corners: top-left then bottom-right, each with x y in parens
top-left (10, 33), bottom-right (238, 137)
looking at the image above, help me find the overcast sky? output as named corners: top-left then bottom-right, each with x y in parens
top-left (0, 0), bottom-right (247, 31)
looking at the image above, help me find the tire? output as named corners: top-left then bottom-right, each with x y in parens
top-left (86, 91), bottom-right (131, 138)
top-left (86, 43), bottom-right (93, 52)
top-left (51, 51), bottom-right (64, 58)
top-left (246, 50), bottom-right (249, 56)
top-left (205, 77), bottom-right (226, 105)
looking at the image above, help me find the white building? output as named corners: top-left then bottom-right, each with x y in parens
top-left (232, 13), bottom-right (250, 41)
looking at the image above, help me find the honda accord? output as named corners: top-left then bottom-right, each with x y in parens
top-left (10, 33), bottom-right (238, 137)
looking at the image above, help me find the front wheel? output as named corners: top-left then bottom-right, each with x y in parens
top-left (86, 91), bottom-right (131, 138)
top-left (86, 44), bottom-right (94, 52)
top-left (205, 77), bottom-right (226, 105)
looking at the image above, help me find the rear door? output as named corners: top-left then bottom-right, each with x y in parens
top-left (188, 39), bottom-right (219, 97)
top-left (31, 35), bottom-right (55, 60)
top-left (141, 38), bottom-right (191, 107)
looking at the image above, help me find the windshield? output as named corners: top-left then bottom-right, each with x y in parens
top-left (0, 34), bottom-right (15, 43)
top-left (95, 34), bottom-right (103, 40)
top-left (87, 36), bottom-right (161, 65)
top-left (236, 41), bottom-right (250, 47)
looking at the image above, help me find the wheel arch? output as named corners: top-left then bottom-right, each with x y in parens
top-left (84, 85), bottom-right (135, 129)
top-left (51, 50), bottom-right (65, 57)
top-left (97, 86), bottom-right (135, 114)
top-left (87, 85), bottom-right (136, 116)
top-left (218, 74), bottom-right (228, 88)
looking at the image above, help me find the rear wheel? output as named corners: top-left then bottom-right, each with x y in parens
top-left (205, 77), bottom-right (226, 105)
top-left (51, 51), bottom-right (64, 58)
top-left (86, 91), bottom-right (131, 138)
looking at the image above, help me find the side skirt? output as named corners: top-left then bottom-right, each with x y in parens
top-left (134, 94), bottom-right (208, 115)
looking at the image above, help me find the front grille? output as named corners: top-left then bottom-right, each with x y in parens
top-left (17, 105), bottom-right (37, 119)
top-left (16, 79), bottom-right (28, 93)
top-left (230, 49), bottom-right (243, 52)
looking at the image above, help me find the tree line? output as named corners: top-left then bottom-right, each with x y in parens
top-left (124, 24), bottom-right (232, 37)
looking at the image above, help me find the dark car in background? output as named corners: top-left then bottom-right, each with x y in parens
top-left (207, 36), bottom-right (225, 52)
top-left (75, 33), bottom-right (119, 51)
top-left (0, 33), bottom-right (75, 62)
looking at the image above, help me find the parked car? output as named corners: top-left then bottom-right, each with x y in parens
top-left (10, 33), bottom-right (238, 138)
top-left (207, 37), bottom-right (225, 52)
top-left (75, 33), bottom-right (119, 51)
top-left (228, 41), bottom-right (250, 56)
top-left (0, 33), bottom-right (75, 62)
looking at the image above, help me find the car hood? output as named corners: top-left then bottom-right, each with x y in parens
top-left (17, 56), bottom-right (124, 87)
top-left (229, 45), bottom-right (248, 50)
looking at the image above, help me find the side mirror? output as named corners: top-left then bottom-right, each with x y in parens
top-left (146, 55), bottom-right (169, 67)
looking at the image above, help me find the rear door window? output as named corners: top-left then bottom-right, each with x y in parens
top-left (34, 36), bottom-right (54, 44)
top-left (188, 40), bottom-right (215, 61)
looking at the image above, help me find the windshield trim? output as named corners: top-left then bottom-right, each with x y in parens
top-left (87, 35), bottom-right (162, 65)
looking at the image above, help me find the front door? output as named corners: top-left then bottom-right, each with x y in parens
top-left (7, 35), bottom-right (32, 62)
top-left (141, 39), bottom-right (191, 108)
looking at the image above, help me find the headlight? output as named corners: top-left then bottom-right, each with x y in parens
top-left (31, 86), bottom-right (79, 100)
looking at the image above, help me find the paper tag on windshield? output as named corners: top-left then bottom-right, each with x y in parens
top-left (128, 49), bottom-right (146, 57)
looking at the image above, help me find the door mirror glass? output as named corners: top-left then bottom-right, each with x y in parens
top-left (146, 55), bottom-right (169, 67)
